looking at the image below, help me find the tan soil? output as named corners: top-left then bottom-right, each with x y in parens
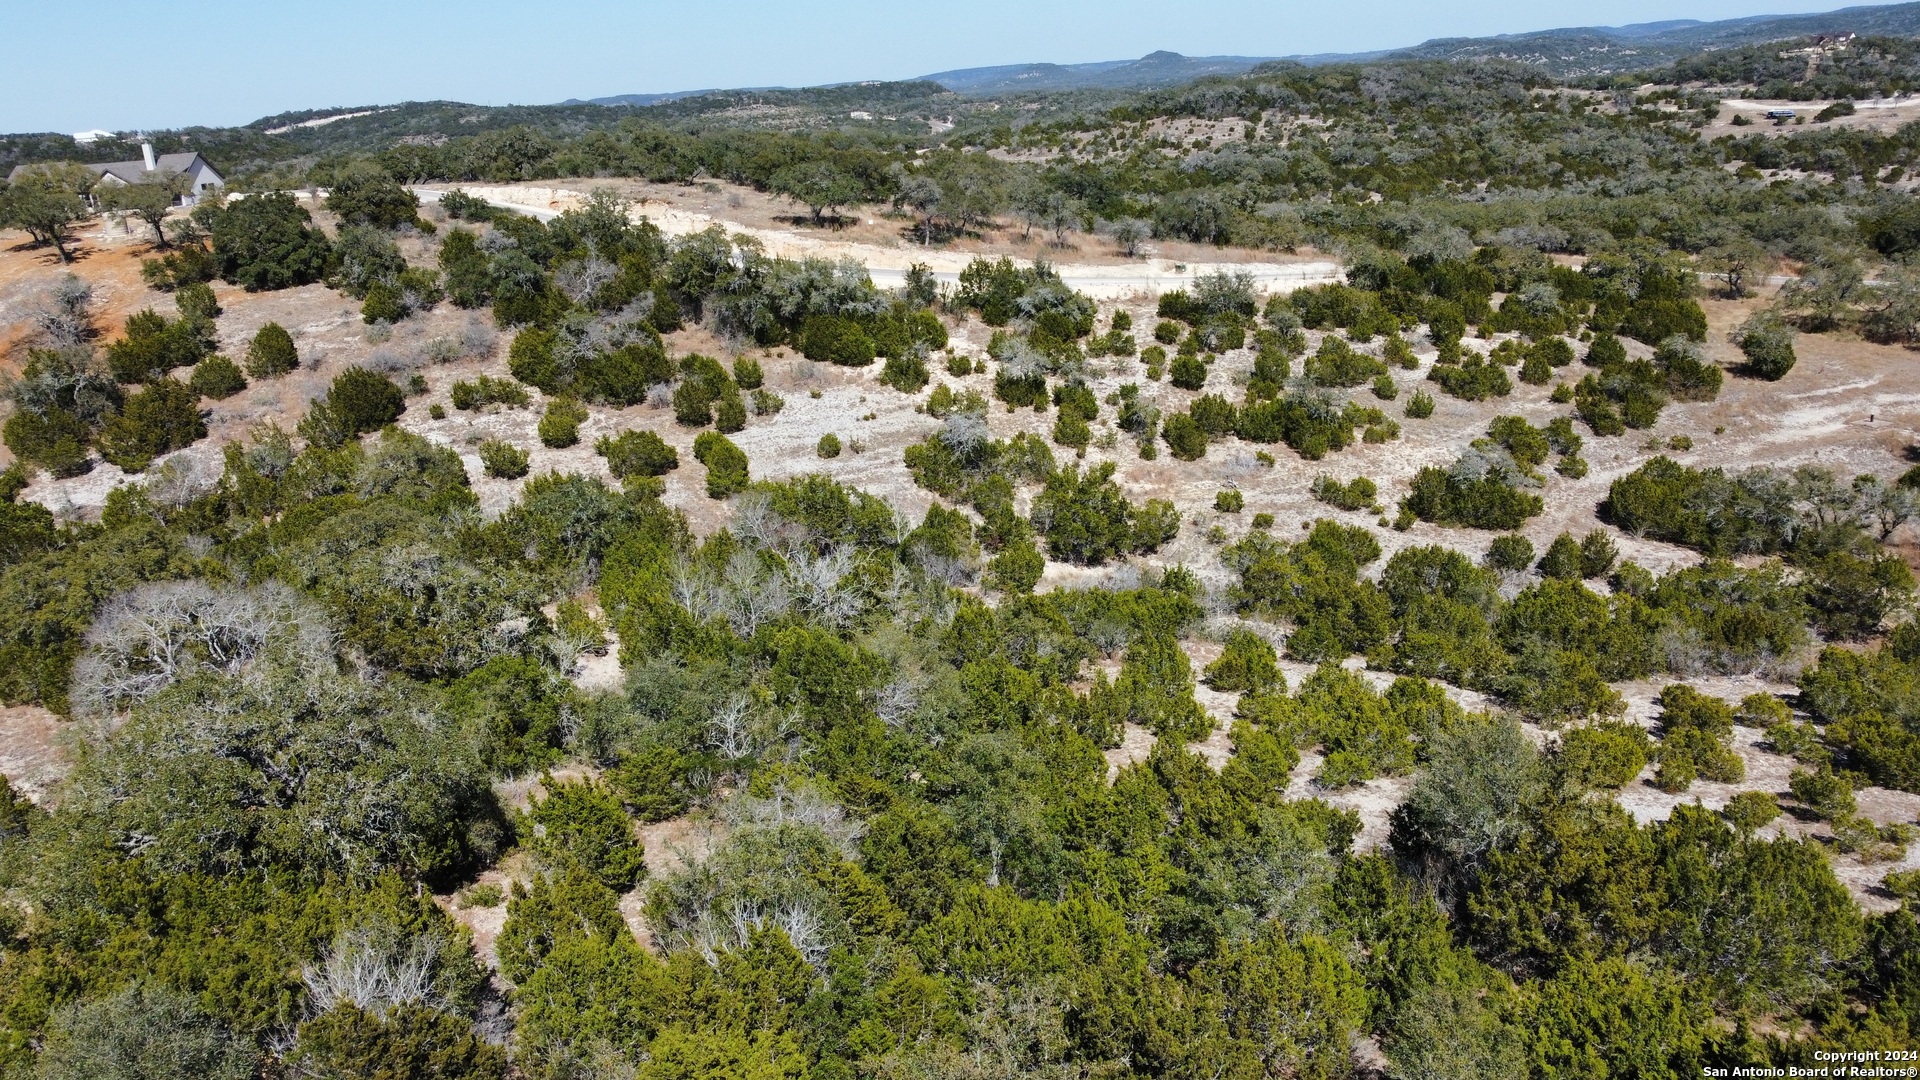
top-left (435, 863), bottom-right (515, 969)
top-left (1704, 94), bottom-right (1920, 144)
top-left (0, 704), bottom-right (67, 804)
top-left (425, 178), bottom-right (1333, 271)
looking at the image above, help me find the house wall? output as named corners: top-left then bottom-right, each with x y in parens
top-left (180, 159), bottom-right (224, 205)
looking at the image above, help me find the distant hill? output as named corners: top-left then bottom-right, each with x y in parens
top-left (559, 3), bottom-right (1920, 105)
top-left (1384, 2), bottom-right (1920, 77)
top-left (565, 90), bottom-right (724, 107)
top-left (918, 51), bottom-right (1290, 95)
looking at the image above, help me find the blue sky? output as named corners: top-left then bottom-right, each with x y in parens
top-left (2, 0), bottom-right (1847, 133)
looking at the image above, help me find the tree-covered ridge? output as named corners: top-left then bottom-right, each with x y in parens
top-left (1638, 34), bottom-right (1920, 100)
top-left (10, 28), bottom-right (1920, 270)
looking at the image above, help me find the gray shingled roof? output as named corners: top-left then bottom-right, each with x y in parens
top-left (88, 153), bottom-right (214, 186)
top-left (7, 152), bottom-right (220, 186)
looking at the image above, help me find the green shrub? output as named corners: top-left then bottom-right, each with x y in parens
top-left (450, 374), bottom-right (530, 411)
top-left (672, 379), bottom-right (714, 426)
top-left (1734, 316), bottom-right (1796, 380)
top-left (1654, 750), bottom-right (1698, 793)
top-left (507, 325), bottom-right (670, 406)
top-left (1428, 355), bottom-right (1511, 401)
top-left (244, 322), bottom-right (298, 378)
top-left (750, 388), bottom-right (785, 416)
top-left (1163, 413), bottom-right (1207, 460)
top-left (3, 406), bottom-right (94, 477)
top-left (1133, 498), bottom-right (1181, 552)
top-left (1305, 337), bottom-right (1387, 387)
top-left (1532, 337), bottom-right (1575, 368)
top-left (1655, 336), bottom-right (1722, 402)
top-left (1031, 461), bottom-right (1148, 565)
top-left (299, 366), bottom-right (405, 448)
top-left (1485, 533), bottom-right (1534, 571)
top-left (1585, 333), bottom-right (1626, 367)
top-left (596, 430), bottom-right (679, 478)
top-left (1141, 344), bottom-right (1167, 380)
top-left (817, 433), bottom-right (842, 459)
top-left (325, 164), bottom-right (421, 229)
top-left (713, 393), bottom-right (746, 434)
top-left (1189, 394), bottom-right (1235, 436)
top-left (361, 281), bottom-right (407, 324)
top-left (1655, 685), bottom-right (1745, 788)
top-left (525, 776), bottom-right (645, 890)
top-left (140, 242), bottom-right (218, 291)
top-left (1154, 319), bottom-right (1182, 344)
top-left (1311, 475), bottom-right (1377, 511)
top-left (1579, 530), bottom-right (1618, 578)
top-left (1052, 410), bottom-right (1090, 450)
top-left (670, 354), bottom-right (736, 427)
top-left (478, 439), bottom-right (530, 479)
top-left (987, 543), bottom-right (1046, 594)
top-left (174, 281), bottom-right (219, 322)
top-left (186, 355), bottom-right (247, 400)
top-left (1788, 766), bottom-right (1856, 821)
top-left (1537, 534), bottom-right (1583, 580)
top-left (1371, 373), bottom-right (1398, 400)
top-left (208, 190), bottom-right (332, 291)
top-left (1722, 790), bottom-right (1781, 833)
top-left (1485, 416), bottom-right (1550, 471)
top-left (1169, 353), bottom-right (1208, 390)
top-left (800, 314), bottom-right (876, 366)
top-left (1204, 628), bottom-right (1281, 692)
top-left (1404, 389), bottom-right (1435, 418)
top-left (1403, 464), bottom-right (1542, 530)
top-left (97, 379), bottom-right (205, 472)
top-left (1214, 488), bottom-right (1244, 513)
top-left (105, 308), bottom-right (211, 384)
top-left (1112, 632), bottom-right (1212, 741)
top-left (538, 397), bottom-right (589, 448)
top-left (732, 356), bottom-right (764, 390)
top-left (880, 350), bottom-right (930, 393)
top-left (1556, 721), bottom-right (1651, 788)
top-left (692, 431), bottom-right (749, 498)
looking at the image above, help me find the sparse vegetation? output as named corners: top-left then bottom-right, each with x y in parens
top-left (9, 28), bottom-right (1920, 1078)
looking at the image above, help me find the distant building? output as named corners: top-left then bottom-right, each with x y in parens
top-left (1766, 109), bottom-right (1798, 120)
top-left (6, 143), bottom-right (224, 206)
top-left (70, 129), bottom-right (116, 145)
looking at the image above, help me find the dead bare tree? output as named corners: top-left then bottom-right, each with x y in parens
top-left (72, 580), bottom-right (334, 716)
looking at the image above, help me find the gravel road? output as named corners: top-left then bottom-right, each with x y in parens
top-left (416, 186), bottom-right (1343, 298)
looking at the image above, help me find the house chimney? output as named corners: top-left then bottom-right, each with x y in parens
top-left (141, 142), bottom-right (156, 171)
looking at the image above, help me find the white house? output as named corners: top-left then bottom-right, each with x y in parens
top-left (7, 143), bottom-right (225, 206)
